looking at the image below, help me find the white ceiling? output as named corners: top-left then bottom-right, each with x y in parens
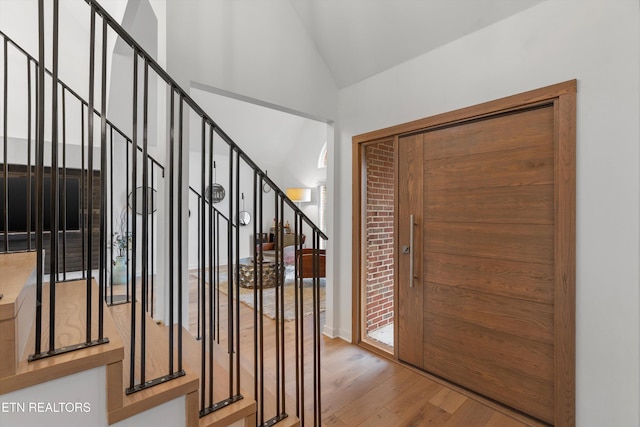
top-left (288, 0), bottom-right (546, 88)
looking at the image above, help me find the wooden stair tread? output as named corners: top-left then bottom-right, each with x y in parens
top-left (181, 327), bottom-right (307, 427)
top-left (233, 340), bottom-right (314, 424)
top-left (179, 325), bottom-right (257, 427)
top-left (181, 327), bottom-right (247, 401)
top-left (107, 302), bottom-right (199, 424)
top-left (199, 397), bottom-right (256, 427)
top-left (273, 415), bottom-right (300, 427)
top-left (0, 278), bottom-right (124, 394)
top-left (183, 301), bottom-right (313, 425)
top-left (0, 252), bottom-right (37, 321)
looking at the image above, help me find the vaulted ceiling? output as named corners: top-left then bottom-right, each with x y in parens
top-left (288, 0), bottom-right (546, 88)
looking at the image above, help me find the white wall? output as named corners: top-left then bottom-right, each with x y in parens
top-left (336, 1), bottom-right (640, 426)
top-left (186, 88), bottom-right (327, 268)
top-left (0, 0), bottom-right (95, 148)
top-left (187, 149), bottom-right (256, 268)
top-left (279, 119), bottom-right (328, 226)
top-left (0, 0), bottom-right (94, 101)
top-left (166, 0), bottom-right (338, 123)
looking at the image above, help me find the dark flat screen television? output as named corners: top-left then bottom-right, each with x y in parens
top-left (0, 176), bottom-right (80, 232)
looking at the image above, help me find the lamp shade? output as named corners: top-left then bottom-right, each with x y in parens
top-left (286, 187), bottom-right (311, 203)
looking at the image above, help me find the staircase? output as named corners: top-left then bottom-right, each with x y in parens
top-left (0, 1), bottom-right (326, 426)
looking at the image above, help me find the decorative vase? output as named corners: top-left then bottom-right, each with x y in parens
top-left (112, 256), bottom-right (127, 285)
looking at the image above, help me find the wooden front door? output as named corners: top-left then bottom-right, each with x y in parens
top-left (398, 105), bottom-right (558, 423)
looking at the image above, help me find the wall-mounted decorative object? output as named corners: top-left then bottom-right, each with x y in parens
top-left (128, 186), bottom-right (157, 215)
top-left (205, 161), bottom-right (225, 203)
top-left (239, 193), bottom-right (251, 226)
top-left (206, 184), bottom-right (225, 204)
top-left (262, 170), bottom-right (271, 193)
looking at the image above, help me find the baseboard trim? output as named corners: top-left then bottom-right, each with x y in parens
top-left (322, 324), bottom-right (339, 339)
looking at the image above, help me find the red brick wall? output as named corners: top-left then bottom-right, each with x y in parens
top-left (365, 141), bottom-right (394, 334)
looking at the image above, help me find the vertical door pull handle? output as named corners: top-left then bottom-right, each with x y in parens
top-left (409, 214), bottom-right (415, 288)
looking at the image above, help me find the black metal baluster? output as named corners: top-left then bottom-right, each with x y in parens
top-left (234, 151), bottom-right (241, 399)
top-left (109, 125), bottom-right (114, 305)
top-left (274, 191), bottom-right (282, 420)
top-left (312, 230), bottom-right (318, 427)
top-left (86, 4), bottom-right (96, 346)
top-left (177, 92), bottom-right (184, 374)
top-left (33, 0), bottom-right (45, 357)
top-left (196, 188), bottom-right (201, 340)
top-left (48, 0), bottom-right (60, 351)
top-left (35, 57), bottom-right (40, 259)
top-left (279, 195), bottom-right (286, 417)
top-left (98, 11), bottom-right (108, 341)
top-left (168, 87), bottom-right (175, 375)
top-left (251, 173), bottom-right (259, 417)
top-left (256, 173), bottom-right (263, 425)
top-left (215, 212), bottom-right (220, 345)
top-left (297, 213), bottom-right (305, 426)
top-left (214, 200), bottom-right (220, 344)
top-left (128, 48), bottom-right (139, 393)
top-left (27, 58), bottom-right (32, 251)
top-left (140, 57), bottom-right (150, 385)
top-left (294, 212), bottom-right (300, 420)
top-left (314, 230), bottom-right (322, 427)
top-left (61, 88), bottom-right (67, 281)
top-left (208, 125), bottom-right (214, 408)
top-left (150, 163), bottom-right (155, 315)
top-left (81, 102), bottom-right (86, 278)
top-left (125, 136), bottom-right (129, 303)
top-left (228, 145), bottom-right (235, 402)
top-left (252, 174), bottom-right (258, 406)
top-left (3, 37), bottom-right (8, 252)
top-left (199, 117), bottom-right (206, 412)
top-left (212, 205), bottom-right (221, 395)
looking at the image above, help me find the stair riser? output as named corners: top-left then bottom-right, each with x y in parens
top-left (0, 366), bottom-right (190, 427)
top-left (0, 254), bottom-right (36, 379)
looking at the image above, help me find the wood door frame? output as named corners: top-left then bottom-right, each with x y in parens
top-left (351, 136), bottom-right (397, 355)
top-left (352, 80), bottom-right (576, 426)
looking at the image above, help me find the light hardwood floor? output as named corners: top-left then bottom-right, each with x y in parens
top-left (319, 339), bottom-right (539, 427)
top-left (183, 274), bottom-right (540, 427)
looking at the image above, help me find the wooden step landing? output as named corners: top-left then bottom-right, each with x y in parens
top-left (108, 302), bottom-right (199, 426)
top-left (0, 276), bottom-right (124, 395)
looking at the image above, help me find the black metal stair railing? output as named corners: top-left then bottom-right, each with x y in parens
top-left (249, 178), bottom-right (327, 427)
top-left (0, 0), bottom-right (181, 387)
top-left (0, 1), bottom-right (166, 362)
top-left (1, 0), bottom-right (327, 425)
top-left (188, 133), bottom-right (326, 426)
top-left (1, 0), bottom-right (111, 358)
top-left (0, 28), bottom-right (164, 279)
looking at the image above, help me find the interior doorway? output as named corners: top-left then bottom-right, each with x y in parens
top-left (360, 139), bottom-right (395, 351)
